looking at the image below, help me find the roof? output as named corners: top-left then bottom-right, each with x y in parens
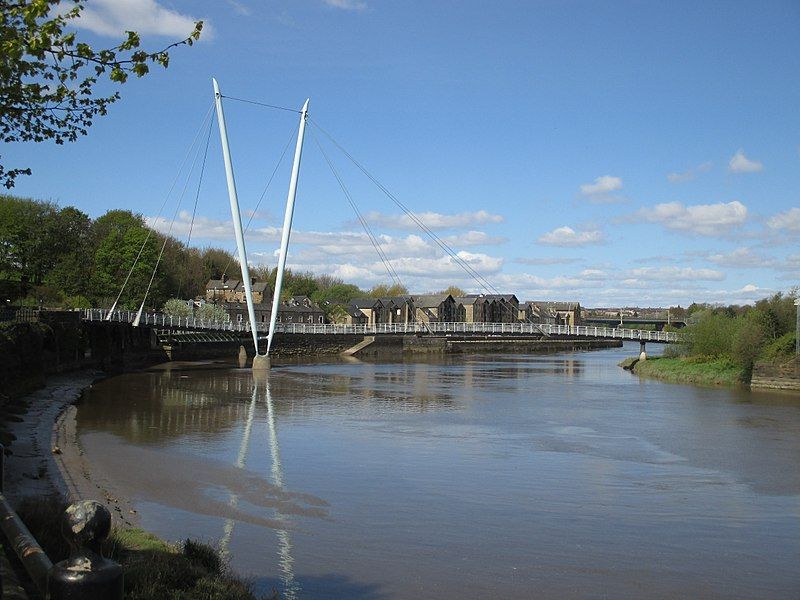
top-left (251, 281), bottom-right (271, 293)
top-left (206, 279), bottom-right (241, 290)
top-left (527, 301), bottom-right (581, 311)
top-left (412, 294), bottom-right (453, 308)
top-left (484, 294), bottom-right (519, 303)
top-left (347, 306), bottom-right (366, 318)
top-left (382, 296), bottom-right (413, 306)
top-left (349, 297), bottom-right (382, 309)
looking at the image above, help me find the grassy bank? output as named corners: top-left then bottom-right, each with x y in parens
top-left (632, 356), bottom-right (746, 386)
top-left (16, 497), bottom-right (276, 600)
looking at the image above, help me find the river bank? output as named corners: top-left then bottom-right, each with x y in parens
top-left (2, 368), bottom-right (275, 600)
top-left (621, 351), bottom-right (800, 391)
top-left (624, 355), bottom-right (746, 387)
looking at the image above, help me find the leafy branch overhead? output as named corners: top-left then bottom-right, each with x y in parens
top-left (0, 0), bottom-right (203, 188)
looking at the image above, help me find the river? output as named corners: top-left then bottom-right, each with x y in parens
top-left (75, 343), bottom-right (800, 599)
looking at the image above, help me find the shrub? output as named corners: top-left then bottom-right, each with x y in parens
top-left (760, 332), bottom-right (797, 361)
top-left (684, 310), bottom-right (737, 358)
top-left (731, 314), bottom-right (766, 376)
top-left (64, 295), bottom-right (92, 309)
top-left (196, 303), bottom-right (230, 322)
top-left (163, 298), bottom-right (193, 318)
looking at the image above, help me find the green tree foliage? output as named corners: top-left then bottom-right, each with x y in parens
top-left (163, 298), bottom-right (192, 318)
top-left (0, 0), bottom-right (203, 187)
top-left (44, 206), bottom-right (93, 295)
top-left (202, 248), bottom-right (238, 281)
top-left (312, 283), bottom-right (363, 306)
top-left (436, 286), bottom-right (466, 297)
top-left (368, 283), bottom-right (409, 298)
top-left (197, 303), bottom-right (229, 322)
top-left (684, 310), bottom-right (737, 357)
top-left (91, 212), bottom-right (160, 309)
top-left (681, 294), bottom-right (797, 379)
top-left (753, 291), bottom-right (797, 340)
top-left (0, 195), bottom-right (95, 297)
top-left (731, 312), bottom-right (766, 377)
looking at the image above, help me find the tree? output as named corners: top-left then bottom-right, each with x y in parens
top-left (44, 205), bottom-right (93, 296)
top-left (202, 248), bottom-right (238, 280)
top-left (436, 286), bottom-right (466, 298)
top-left (0, 194), bottom-right (61, 288)
top-left (163, 298), bottom-right (192, 318)
top-left (197, 303), bottom-right (229, 322)
top-left (368, 283), bottom-right (409, 298)
top-left (0, 1), bottom-right (203, 187)
top-left (91, 212), bottom-right (159, 308)
top-left (312, 283), bottom-right (364, 305)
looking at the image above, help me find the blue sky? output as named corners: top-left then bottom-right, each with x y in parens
top-left (8, 0), bottom-right (800, 306)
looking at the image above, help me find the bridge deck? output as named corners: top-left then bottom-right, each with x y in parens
top-left (85, 309), bottom-right (680, 343)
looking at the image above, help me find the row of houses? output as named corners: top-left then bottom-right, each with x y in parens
top-left (342, 295), bottom-right (583, 326)
top-left (204, 277), bottom-right (583, 327)
top-left (205, 278), bottom-right (325, 325)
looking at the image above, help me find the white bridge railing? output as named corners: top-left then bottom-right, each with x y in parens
top-left (84, 309), bottom-right (681, 343)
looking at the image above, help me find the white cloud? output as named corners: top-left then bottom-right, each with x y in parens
top-left (728, 149), bottom-right (763, 173)
top-left (632, 200), bottom-right (748, 236)
top-left (628, 267), bottom-right (725, 282)
top-left (147, 211), bottom-right (508, 291)
top-left (580, 175), bottom-right (622, 196)
top-left (767, 208), bottom-right (800, 232)
top-left (537, 226), bottom-right (604, 247)
top-left (361, 210), bottom-right (504, 231)
top-left (579, 269), bottom-right (608, 280)
top-left (441, 230), bottom-right (507, 247)
top-left (667, 161), bottom-right (712, 183)
top-left (514, 257), bottom-right (582, 266)
top-left (323, 0), bottom-right (367, 10)
top-left (227, 0), bottom-right (251, 16)
top-left (707, 247), bottom-right (775, 269)
top-left (76, 0), bottom-right (209, 38)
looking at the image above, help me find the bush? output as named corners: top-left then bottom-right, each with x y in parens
top-left (760, 332), bottom-right (797, 361)
top-left (64, 295), bottom-right (92, 309)
top-left (684, 310), bottom-right (737, 357)
top-left (731, 314), bottom-right (766, 376)
top-left (196, 303), bottom-right (230, 322)
top-left (163, 298), bottom-right (193, 318)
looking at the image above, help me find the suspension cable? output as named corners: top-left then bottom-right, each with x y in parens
top-left (138, 112), bottom-right (214, 312)
top-left (219, 122), bottom-right (300, 280)
top-left (220, 95), bottom-right (302, 114)
top-left (177, 115), bottom-right (214, 298)
top-left (309, 118), bottom-right (519, 318)
top-left (107, 100), bottom-right (215, 312)
top-left (311, 128), bottom-right (404, 288)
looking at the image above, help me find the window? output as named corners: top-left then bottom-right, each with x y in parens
top-left (318, 316), bottom-right (324, 323)
top-left (237, 314), bottom-right (243, 323)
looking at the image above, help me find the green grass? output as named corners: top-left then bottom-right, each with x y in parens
top-left (633, 355), bottom-right (746, 387)
top-left (16, 496), bottom-right (277, 600)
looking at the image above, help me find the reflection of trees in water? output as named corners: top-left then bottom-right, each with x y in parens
top-left (77, 371), bottom-right (257, 443)
top-left (462, 356), bottom-right (584, 386)
top-left (77, 363), bottom-right (459, 444)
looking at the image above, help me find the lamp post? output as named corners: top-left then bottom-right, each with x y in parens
top-left (795, 298), bottom-right (799, 355)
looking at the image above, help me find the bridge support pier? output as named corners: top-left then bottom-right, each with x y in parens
top-left (238, 345), bottom-right (248, 368)
top-left (639, 341), bottom-right (647, 361)
top-left (252, 354), bottom-right (271, 371)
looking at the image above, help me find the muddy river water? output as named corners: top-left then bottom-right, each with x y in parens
top-left (76, 344), bottom-right (800, 599)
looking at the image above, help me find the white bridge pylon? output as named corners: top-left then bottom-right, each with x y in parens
top-left (212, 78), bottom-right (309, 364)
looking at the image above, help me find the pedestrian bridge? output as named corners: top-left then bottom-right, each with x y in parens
top-left (84, 309), bottom-right (681, 344)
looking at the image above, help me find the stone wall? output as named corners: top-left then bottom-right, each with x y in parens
top-left (750, 356), bottom-right (800, 391)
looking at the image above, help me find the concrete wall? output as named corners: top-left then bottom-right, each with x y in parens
top-left (751, 356), bottom-right (800, 391)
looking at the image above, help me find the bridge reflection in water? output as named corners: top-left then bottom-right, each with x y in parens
top-left (219, 374), bottom-right (299, 599)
